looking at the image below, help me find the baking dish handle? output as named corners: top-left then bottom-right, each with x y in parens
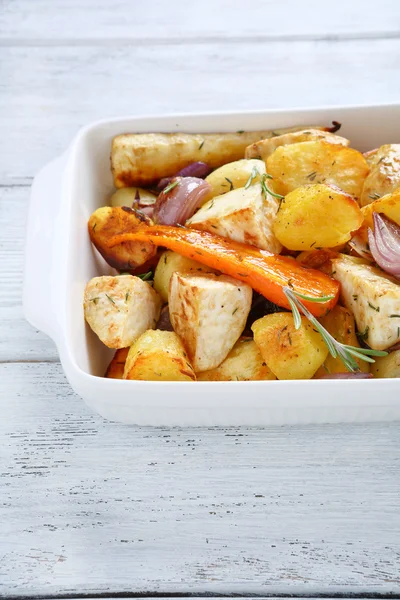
top-left (23, 155), bottom-right (66, 342)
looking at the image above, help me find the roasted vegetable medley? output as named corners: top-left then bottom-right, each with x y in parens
top-left (84, 124), bottom-right (400, 381)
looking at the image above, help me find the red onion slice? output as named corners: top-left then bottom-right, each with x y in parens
top-left (368, 213), bottom-right (400, 279)
top-left (156, 305), bottom-right (174, 331)
top-left (316, 372), bottom-right (373, 379)
top-left (154, 177), bottom-right (212, 225)
top-left (156, 162), bottom-right (211, 192)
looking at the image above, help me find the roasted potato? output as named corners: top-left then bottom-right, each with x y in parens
top-left (273, 184), bottom-right (363, 250)
top-left (361, 189), bottom-right (400, 230)
top-left (245, 128), bottom-right (349, 161)
top-left (371, 350), bottom-right (400, 378)
top-left (314, 306), bottom-right (369, 376)
top-left (89, 206), bottom-right (156, 270)
top-left (251, 312), bottom-right (328, 380)
top-left (266, 141), bottom-right (369, 200)
top-left (84, 275), bottom-right (161, 348)
top-left (110, 187), bottom-right (156, 208)
top-left (153, 250), bottom-right (215, 303)
top-left (123, 330), bottom-right (196, 381)
top-left (169, 272), bottom-right (252, 372)
top-left (111, 126), bottom-right (316, 188)
top-left (197, 338), bottom-right (276, 381)
top-left (331, 255), bottom-right (400, 351)
top-left (360, 144), bottom-right (400, 206)
top-left (105, 348), bottom-right (129, 379)
top-left (204, 159), bottom-right (265, 200)
top-left (187, 183), bottom-right (282, 253)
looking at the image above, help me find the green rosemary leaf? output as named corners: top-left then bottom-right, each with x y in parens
top-left (286, 296), bottom-right (302, 329)
top-left (244, 166), bottom-right (259, 189)
top-left (293, 291), bottom-right (335, 303)
top-left (163, 180), bottom-right (180, 194)
top-left (137, 271), bottom-right (153, 281)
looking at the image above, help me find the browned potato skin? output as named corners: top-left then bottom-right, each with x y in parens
top-left (245, 129), bottom-right (349, 161)
top-left (111, 127), bottom-right (316, 188)
top-left (314, 306), bottom-right (369, 376)
top-left (88, 206), bottom-right (156, 270)
top-left (123, 330), bottom-right (196, 381)
top-left (105, 348), bottom-right (129, 379)
top-left (360, 144), bottom-right (400, 206)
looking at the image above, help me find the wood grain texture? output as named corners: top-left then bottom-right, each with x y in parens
top-left (1, 363), bottom-right (400, 596)
top-left (2, 40), bottom-right (400, 183)
top-left (1, 0), bottom-right (399, 40)
top-left (0, 186), bottom-right (58, 361)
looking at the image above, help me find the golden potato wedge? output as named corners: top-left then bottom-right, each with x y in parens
top-left (266, 141), bottom-right (369, 200)
top-left (123, 330), bottom-right (196, 381)
top-left (245, 129), bottom-right (349, 161)
top-left (273, 184), bottom-right (363, 251)
top-left (110, 187), bottom-right (156, 208)
top-left (111, 126), bottom-right (317, 188)
top-left (314, 306), bottom-right (369, 376)
top-left (88, 206), bottom-right (156, 270)
top-left (361, 189), bottom-right (400, 229)
top-left (197, 338), bottom-right (276, 381)
top-left (105, 348), bottom-right (129, 379)
top-left (371, 350), bottom-right (400, 378)
top-left (360, 144), bottom-right (400, 206)
top-left (153, 250), bottom-right (215, 303)
top-left (251, 312), bottom-right (328, 380)
top-left (204, 159), bottom-right (265, 201)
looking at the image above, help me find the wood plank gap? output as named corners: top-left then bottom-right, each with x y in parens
top-left (1, 31), bottom-right (400, 47)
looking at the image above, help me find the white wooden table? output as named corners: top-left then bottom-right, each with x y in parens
top-left (1, 1), bottom-right (400, 596)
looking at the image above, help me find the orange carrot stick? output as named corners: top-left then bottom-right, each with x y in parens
top-left (108, 224), bottom-right (339, 316)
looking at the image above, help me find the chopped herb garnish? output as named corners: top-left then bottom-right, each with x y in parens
top-left (259, 173), bottom-right (284, 202)
top-left (357, 326), bottom-right (370, 343)
top-left (207, 200), bottom-right (215, 210)
top-left (352, 294), bottom-right (359, 301)
top-left (125, 292), bottom-right (130, 302)
top-left (368, 192), bottom-right (381, 200)
top-left (105, 294), bottom-right (119, 309)
top-left (310, 241), bottom-right (316, 248)
top-left (237, 130), bottom-right (245, 134)
top-left (288, 332), bottom-right (292, 346)
top-left (199, 140), bottom-right (204, 150)
top-left (283, 287), bottom-right (387, 371)
top-left (368, 302), bottom-right (380, 312)
top-left (244, 166), bottom-right (259, 189)
top-left (232, 307), bottom-right (238, 315)
top-left (92, 222), bottom-right (97, 232)
top-left (163, 180), bottom-right (180, 194)
top-left (164, 255), bottom-right (167, 264)
top-left (225, 177), bottom-right (234, 191)
top-left (389, 314), bottom-right (400, 318)
top-left (306, 171), bottom-right (317, 181)
top-left (137, 271), bottom-right (153, 281)
top-left (90, 297), bottom-right (99, 304)
top-left (291, 291), bottom-right (335, 303)
top-left (271, 131), bottom-right (279, 137)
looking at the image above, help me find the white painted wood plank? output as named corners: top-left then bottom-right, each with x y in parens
top-left (1, 363), bottom-right (399, 595)
top-left (1, 0), bottom-right (399, 39)
top-left (1, 39), bottom-right (400, 183)
top-left (0, 186), bottom-right (59, 361)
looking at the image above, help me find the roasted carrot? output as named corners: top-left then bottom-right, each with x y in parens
top-left (107, 221), bottom-right (339, 316)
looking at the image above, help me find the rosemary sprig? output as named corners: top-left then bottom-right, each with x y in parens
top-left (283, 286), bottom-right (387, 372)
top-left (244, 168), bottom-right (285, 202)
top-left (137, 271), bottom-right (153, 281)
top-left (163, 180), bottom-right (180, 194)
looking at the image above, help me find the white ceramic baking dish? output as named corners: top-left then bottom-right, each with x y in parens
top-left (24, 104), bottom-right (400, 426)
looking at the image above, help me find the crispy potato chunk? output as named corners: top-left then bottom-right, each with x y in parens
top-left (187, 183), bottom-right (282, 253)
top-left (197, 338), bottom-right (276, 381)
top-left (273, 184), bottom-right (363, 250)
top-left (105, 348), bottom-right (129, 379)
top-left (204, 159), bottom-right (265, 200)
top-left (361, 189), bottom-right (400, 229)
top-left (84, 275), bottom-right (161, 349)
top-left (360, 144), bottom-right (400, 206)
top-left (89, 206), bottom-right (156, 270)
top-left (169, 272), bottom-right (252, 372)
top-left (245, 128), bottom-right (349, 161)
top-left (252, 312), bottom-right (328, 380)
top-left (266, 141), bottom-right (369, 200)
top-left (153, 250), bottom-right (215, 303)
top-left (111, 127), bottom-right (311, 188)
top-left (110, 187), bottom-right (156, 208)
top-left (314, 306), bottom-right (369, 376)
top-left (371, 350), bottom-right (400, 378)
top-left (123, 330), bottom-right (196, 381)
